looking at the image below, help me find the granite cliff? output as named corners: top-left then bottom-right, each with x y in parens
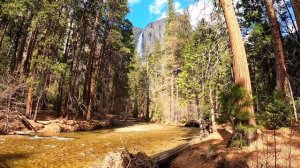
top-left (133, 18), bottom-right (166, 57)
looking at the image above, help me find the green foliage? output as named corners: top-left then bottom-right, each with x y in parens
top-left (151, 102), bottom-right (164, 122)
top-left (219, 85), bottom-right (252, 124)
top-left (260, 91), bottom-right (292, 129)
top-left (178, 19), bottom-right (230, 104)
top-left (128, 54), bottom-right (148, 117)
top-left (220, 85), bottom-right (256, 147)
top-left (296, 98), bottom-right (300, 114)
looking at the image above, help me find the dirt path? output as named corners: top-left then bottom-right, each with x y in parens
top-left (170, 124), bottom-right (300, 168)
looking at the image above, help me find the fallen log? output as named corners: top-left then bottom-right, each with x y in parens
top-left (151, 143), bottom-right (190, 166)
top-left (20, 116), bottom-right (37, 132)
top-left (36, 120), bottom-right (60, 125)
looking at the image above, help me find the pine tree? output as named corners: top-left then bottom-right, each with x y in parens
top-left (220, 0), bottom-right (257, 142)
top-left (263, 0), bottom-right (297, 121)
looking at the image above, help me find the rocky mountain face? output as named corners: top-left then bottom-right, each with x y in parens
top-left (133, 18), bottom-right (166, 57)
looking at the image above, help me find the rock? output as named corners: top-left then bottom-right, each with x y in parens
top-left (101, 152), bottom-right (126, 168)
top-left (184, 120), bottom-right (200, 127)
top-left (41, 123), bottom-right (61, 133)
top-left (109, 117), bottom-right (123, 126)
top-left (99, 151), bottom-right (157, 168)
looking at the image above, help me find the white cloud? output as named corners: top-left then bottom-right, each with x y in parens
top-left (128, 0), bottom-right (141, 5)
top-left (157, 1), bottom-right (183, 19)
top-left (158, 11), bottom-right (167, 19)
top-left (153, 0), bottom-right (214, 28)
top-left (149, 0), bottom-right (168, 15)
top-left (188, 0), bottom-right (214, 28)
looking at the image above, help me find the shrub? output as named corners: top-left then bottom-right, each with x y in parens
top-left (262, 91), bottom-right (292, 129)
top-left (296, 98), bottom-right (300, 114)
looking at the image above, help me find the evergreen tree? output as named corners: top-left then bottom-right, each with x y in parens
top-left (219, 0), bottom-right (257, 143)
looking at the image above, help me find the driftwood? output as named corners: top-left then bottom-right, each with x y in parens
top-left (20, 116), bottom-right (37, 132)
top-left (152, 143), bottom-right (190, 166)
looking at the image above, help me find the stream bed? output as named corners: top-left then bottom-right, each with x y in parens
top-left (0, 123), bottom-right (199, 168)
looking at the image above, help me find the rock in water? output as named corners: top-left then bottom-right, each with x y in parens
top-left (98, 151), bottom-right (157, 168)
top-left (100, 152), bottom-right (126, 168)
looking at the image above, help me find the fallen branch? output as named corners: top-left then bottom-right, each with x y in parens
top-left (152, 143), bottom-right (189, 166)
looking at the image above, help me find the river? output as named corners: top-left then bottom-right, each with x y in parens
top-left (0, 123), bottom-right (199, 168)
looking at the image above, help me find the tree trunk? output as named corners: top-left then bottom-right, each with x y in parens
top-left (83, 15), bottom-right (99, 116)
top-left (11, 31), bottom-right (21, 71)
top-left (86, 73), bottom-right (96, 121)
top-left (25, 22), bottom-right (49, 119)
top-left (220, 0), bottom-right (256, 127)
top-left (33, 92), bottom-right (43, 122)
top-left (209, 86), bottom-right (216, 133)
top-left (170, 71), bottom-right (174, 121)
top-left (23, 26), bottom-right (38, 75)
top-left (175, 79), bottom-right (179, 122)
top-left (0, 24), bottom-right (8, 50)
top-left (16, 33), bottom-right (28, 70)
top-left (86, 43), bottom-right (103, 120)
top-left (146, 58), bottom-right (150, 122)
top-left (264, 0), bottom-right (298, 121)
top-left (56, 79), bottom-right (64, 116)
top-left (64, 29), bottom-right (80, 117)
top-left (195, 92), bottom-right (201, 122)
top-left (25, 77), bottom-right (34, 118)
top-left (291, 0), bottom-right (300, 32)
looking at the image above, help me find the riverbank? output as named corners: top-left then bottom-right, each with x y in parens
top-left (170, 124), bottom-right (300, 168)
top-left (0, 111), bottom-right (132, 135)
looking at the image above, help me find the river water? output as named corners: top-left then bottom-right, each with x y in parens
top-left (0, 123), bottom-right (199, 168)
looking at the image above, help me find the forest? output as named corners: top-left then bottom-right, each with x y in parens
top-left (0, 0), bottom-right (300, 167)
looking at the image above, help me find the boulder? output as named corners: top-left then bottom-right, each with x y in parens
top-left (41, 122), bottom-right (61, 133)
top-left (99, 151), bottom-right (157, 168)
top-left (184, 120), bottom-right (200, 127)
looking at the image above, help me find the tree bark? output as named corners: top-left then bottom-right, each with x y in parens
top-left (220, 0), bottom-right (256, 127)
top-left (25, 21), bottom-right (49, 119)
top-left (23, 26), bottom-right (38, 75)
top-left (83, 15), bottom-right (99, 116)
top-left (195, 92), bottom-right (202, 122)
top-left (25, 77), bottom-right (34, 118)
top-left (11, 30), bottom-right (22, 71)
top-left (291, 0), bottom-right (300, 32)
top-left (264, 0), bottom-right (297, 121)
top-left (146, 57), bottom-right (150, 122)
top-left (86, 74), bottom-right (96, 121)
top-left (170, 71), bottom-right (174, 121)
top-left (209, 85), bottom-right (216, 133)
top-left (0, 24), bottom-right (8, 50)
top-left (16, 33), bottom-right (28, 70)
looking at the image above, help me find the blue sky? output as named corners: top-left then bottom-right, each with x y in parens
top-left (127, 0), bottom-right (190, 28)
